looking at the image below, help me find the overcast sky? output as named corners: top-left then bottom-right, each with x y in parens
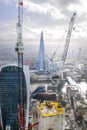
top-left (0, 0), bottom-right (87, 47)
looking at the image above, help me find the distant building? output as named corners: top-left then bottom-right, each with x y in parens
top-left (0, 64), bottom-right (30, 130)
top-left (37, 31), bottom-right (45, 73)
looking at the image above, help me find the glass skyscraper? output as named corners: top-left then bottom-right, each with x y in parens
top-left (37, 31), bottom-right (45, 72)
top-left (0, 64), bottom-right (30, 130)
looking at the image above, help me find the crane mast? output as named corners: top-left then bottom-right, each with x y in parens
top-left (51, 13), bottom-right (76, 102)
top-left (60, 12), bottom-right (76, 70)
top-left (50, 13), bottom-right (76, 74)
top-left (15, 0), bottom-right (25, 129)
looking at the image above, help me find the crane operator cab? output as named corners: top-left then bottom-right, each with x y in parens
top-left (51, 74), bottom-right (60, 86)
top-left (51, 73), bottom-right (64, 92)
top-left (52, 74), bottom-right (60, 79)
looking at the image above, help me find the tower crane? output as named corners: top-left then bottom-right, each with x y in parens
top-left (15, 0), bottom-right (25, 129)
top-left (60, 12), bottom-right (76, 71)
top-left (52, 12), bottom-right (76, 75)
top-left (51, 13), bottom-right (76, 101)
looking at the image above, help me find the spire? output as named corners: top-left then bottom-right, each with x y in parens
top-left (37, 31), bottom-right (45, 73)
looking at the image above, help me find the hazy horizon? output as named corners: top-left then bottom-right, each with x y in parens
top-left (0, 38), bottom-right (87, 61)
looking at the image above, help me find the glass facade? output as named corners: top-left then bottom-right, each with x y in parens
top-left (37, 31), bottom-right (45, 72)
top-left (0, 65), bottom-right (27, 130)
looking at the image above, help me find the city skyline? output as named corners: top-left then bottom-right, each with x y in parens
top-left (0, 0), bottom-right (87, 60)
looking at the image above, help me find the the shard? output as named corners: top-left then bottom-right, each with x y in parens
top-left (37, 31), bottom-right (45, 73)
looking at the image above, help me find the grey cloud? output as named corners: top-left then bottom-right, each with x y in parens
top-left (48, 0), bottom-right (80, 8)
top-left (26, 12), bottom-right (56, 27)
top-left (47, 0), bottom-right (81, 18)
top-left (31, 0), bottom-right (47, 4)
top-left (57, 0), bottom-right (80, 7)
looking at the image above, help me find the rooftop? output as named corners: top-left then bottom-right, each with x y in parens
top-left (37, 102), bottom-right (64, 117)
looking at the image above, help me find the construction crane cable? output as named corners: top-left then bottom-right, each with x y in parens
top-left (51, 29), bottom-right (67, 61)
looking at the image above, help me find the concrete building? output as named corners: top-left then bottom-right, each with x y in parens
top-left (37, 102), bottom-right (65, 130)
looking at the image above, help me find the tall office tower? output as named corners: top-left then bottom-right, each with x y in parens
top-left (37, 31), bottom-right (45, 73)
top-left (0, 64), bottom-right (30, 130)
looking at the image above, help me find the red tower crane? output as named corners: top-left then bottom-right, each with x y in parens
top-left (15, 0), bottom-right (25, 129)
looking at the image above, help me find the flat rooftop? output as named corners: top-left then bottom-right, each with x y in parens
top-left (37, 102), bottom-right (64, 117)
